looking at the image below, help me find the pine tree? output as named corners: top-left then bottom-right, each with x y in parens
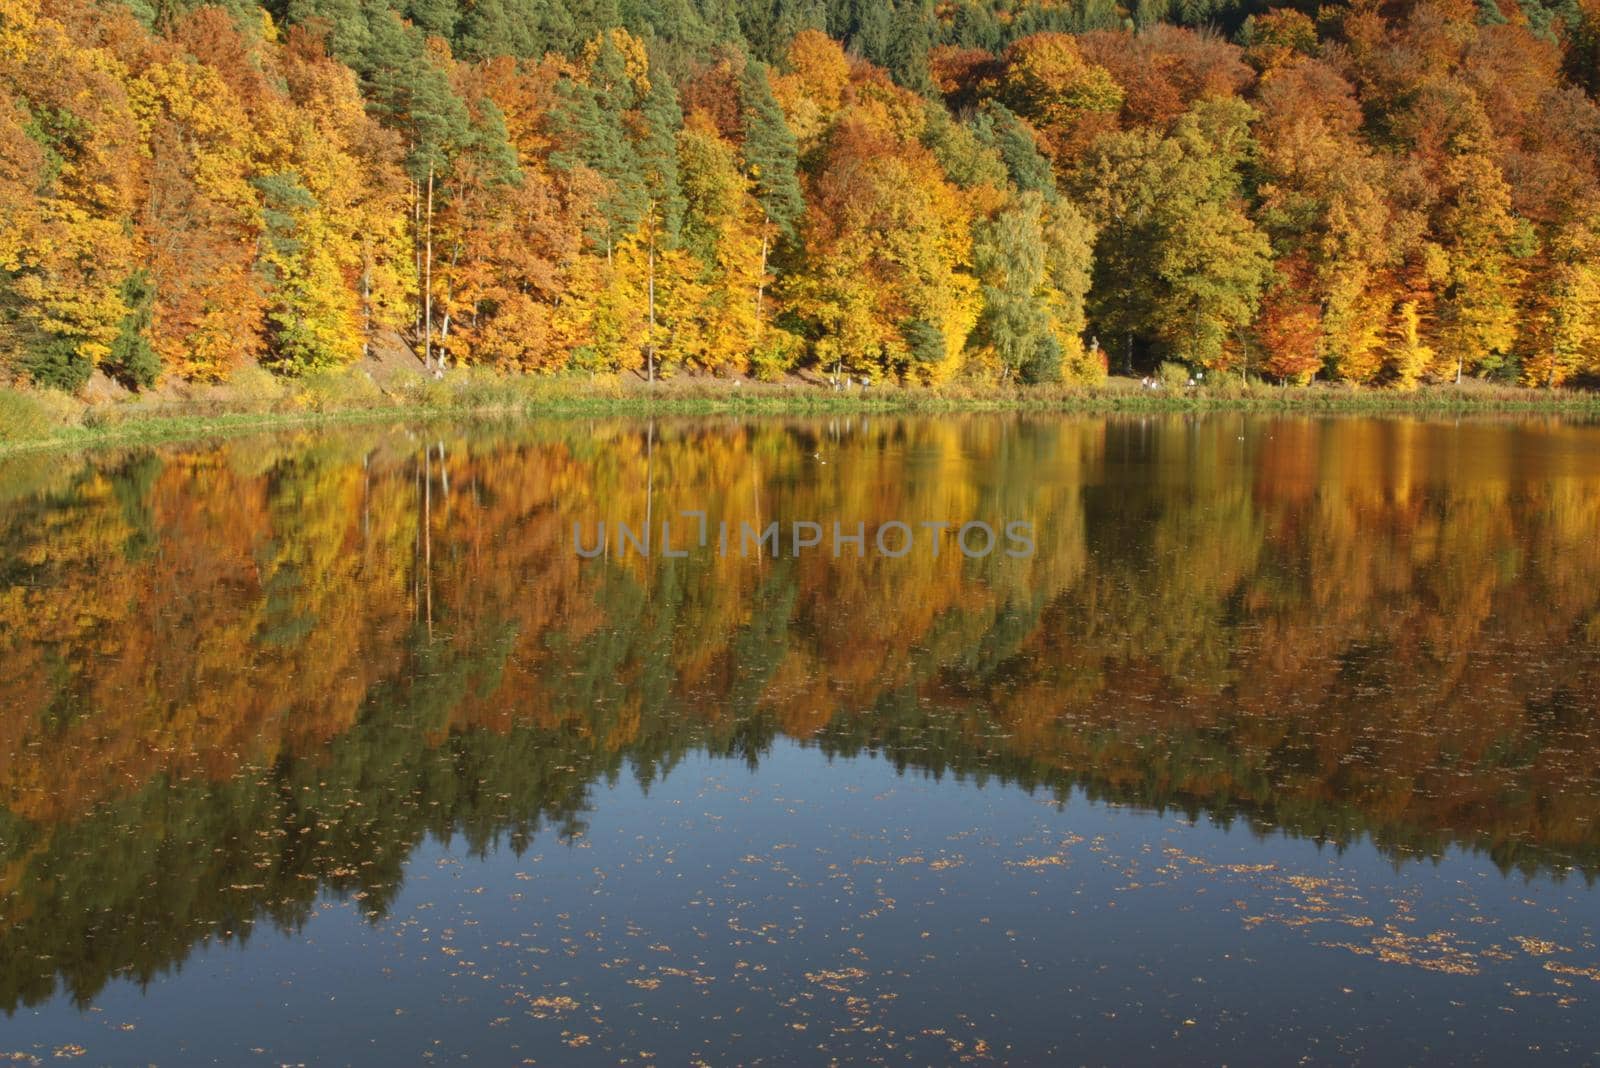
top-left (553, 34), bottom-right (647, 255)
top-left (359, 10), bottom-right (473, 180)
top-left (639, 55), bottom-right (686, 241)
top-left (973, 102), bottom-right (1056, 199)
top-left (738, 60), bottom-right (803, 240)
top-left (105, 271), bottom-right (160, 389)
top-left (475, 0), bottom-right (577, 58)
top-left (738, 59), bottom-right (803, 331)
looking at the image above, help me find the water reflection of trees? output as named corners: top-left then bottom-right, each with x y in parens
top-left (1, 415), bottom-right (1597, 1010)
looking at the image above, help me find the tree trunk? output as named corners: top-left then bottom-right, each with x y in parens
top-left (423, 163), bottom-right (434, 372)
top-left (439, 244), bottom-right (462, 366)
top-left (412, 178), bottom-right (422, 346)
top-left (647, 223), bottom-right (656, 384)
top-left (360, 236), bottom-right (372, 359)
top-left (755, 221), bottom-right (769, 331)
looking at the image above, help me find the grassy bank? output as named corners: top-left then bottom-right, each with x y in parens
top-left (4, 365), bottom-right (1600, 454)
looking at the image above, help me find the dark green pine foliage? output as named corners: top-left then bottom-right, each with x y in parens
top-left (454, 0), bottom-right (578, 59)
top-left (1516, 0), bottom-right (1582, 41)
top-left (823, 0), bottom-right (932, 89)
top-left (940, 2), bottom-right (1004, 51)
top-left (1569, 1), bottom-right (1600, 96)
top-left (921, 103), bottom-right (1010, 191)
top-left (611, 0), bottom-right (714, 73)
top-left (252, 171), bottom-right (319, 367)
top-left (1133, 0), bottom-right (1169, 31)
top-left (846, 1), bottom-right (892, 67)
top-left (17, 334), bottom-right (90, 392)
top-left (737, 60), bottom-right (803, 241)
top-left (1009, 0), bottom-right (1121, 35)
top-left (900, 318), bottom-right (947, 374)
top-left (358, 8), bottom-right (475, 180)
top-left (121, 0), bottom-right (260, 30)
top-left (553, 34), bottom-right (647, 253)
top-left (467, 98), bottom-right (524, 186)
top-left (105, 272), bottom-right (160, 390)
top-left (973, 102), bottom-right (1057, 200)
top-left (1020, 332), bottom-right (1063, 383)
top-left (403, 0), bottom-right (459, 37)
top-left (565, 0), bottom-right (625, 46)
top-left (638, 54), bottom-right (686, 240)
top-left (882, 0), bottom-right (936, 91)
top-left (277, 0), bottom-right (376, 67)
top-left (737, 0), bottom-right (828, 62)
top-left (696, 0), bottom-right (746, 47)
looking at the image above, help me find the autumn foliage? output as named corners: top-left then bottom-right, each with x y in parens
top-left (3, 0), bottom-right (1600, 388)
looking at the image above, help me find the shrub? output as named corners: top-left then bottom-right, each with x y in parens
top-left (750, 329), bottom-right (804, 382)
top-left (1210, 372), bottom-right (1249, 399)
top-left (387, 368), bottom-right (428, 405)
top-left (105, 272), bottom-right (160, 390)
top-left (294, 365), bottom-right (383, 412)
top-left (22, 335), bottom-right (93, 392)
top-left (0, 390), bottom-right (52, 443)
top-left (452, 366), bottom-right (524, 409)
top-left (0, 387), bottom-right (82, 443)
top-left (228, 364), bottom-right (288, 412)
top-left (1020, 333), bottom-right (1063, 385)
top-left (1157, 361), bottom-right (1191, 392)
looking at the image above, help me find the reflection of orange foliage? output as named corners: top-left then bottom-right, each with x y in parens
top-left (1, 416), bottom-right (1598, 868)
top-left (764, 650), bottom-right (838, 738)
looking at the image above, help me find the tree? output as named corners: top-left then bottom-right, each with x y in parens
top-left (554, 31), bottom-right (648, 256)
top-left (1040, 197), bottom-right (1098, 379)
top-left (105, 271), bottom-right (160, 389)
top-left (998, 32), bottom-right (1123, 170)
top-left (1257, 261), bottom-right (1324, 384)
top-left (279, 25), bottom-right (416, 356)
top-left (433, 55), bottom-right (587, 371)
top-left (1, 2), bottom-right (144, 387)
top-left (971, 102), bottom-right (1055, 198)
top-left (920, 102), bottom-right (1009, 200)
top-left (1436, 153), bottom-right (1522, 380)
top-left (1386, 300), bottom-right (1434, 389)
top-left (1074, 98), bottom-right (1269, 372)
top-left (677, 113), bottom-right (764, 373)
top-left (787, 106), bottom-right (980, 382)
top-left (1078, 25), bottom-right (1253, 129)
top-left (733, 58), bottom-right (801, 326)
top-left (255, 171), bottom-right (364, 374)
top-left (739, 60), bottom-right (804, 239)
top-left (1252, 60), bottom-right (1395, 383)
top-left (637, 52), bottom-right (685, 381)
top-left (454, 0), bottom-right (577, 60)
top-left (1521, 219), bottom-right (1600, 386)
top-left (359, 9), bottom-right (473, 180)
top-left (971, 193), bottom-right (1055, 383)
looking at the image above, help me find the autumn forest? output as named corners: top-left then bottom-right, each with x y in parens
top-left (5, 0), bottom-right (1600, 396)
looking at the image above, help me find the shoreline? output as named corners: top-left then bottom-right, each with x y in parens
top-left (4, 373), bottom-right (1600, 455)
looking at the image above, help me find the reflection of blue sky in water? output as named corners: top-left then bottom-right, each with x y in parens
top-left (10, 741), bottom-right (1597, 1065)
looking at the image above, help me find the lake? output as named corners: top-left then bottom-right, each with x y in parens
top-left (1, 414), bottom-right (1598, 1064)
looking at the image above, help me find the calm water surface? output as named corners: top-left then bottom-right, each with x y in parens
top-left (1, 414), bottom-right (1598, 1064)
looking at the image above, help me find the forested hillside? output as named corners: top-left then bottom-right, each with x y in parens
top-left (4, 0), bottom-right (1600, 390)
